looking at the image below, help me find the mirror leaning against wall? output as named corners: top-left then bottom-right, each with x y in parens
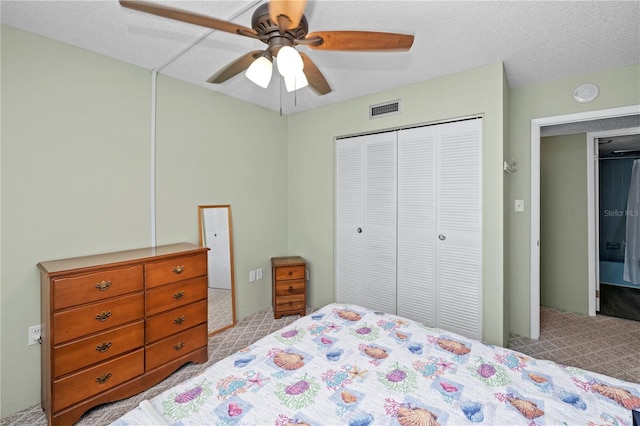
top-left (198, 205), bottom-right (237, 335)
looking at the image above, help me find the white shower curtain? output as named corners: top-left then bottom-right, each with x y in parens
top-left (624, 159), bottom-right (640, 284)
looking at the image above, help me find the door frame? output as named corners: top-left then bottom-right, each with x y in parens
top-left (586, 126), bottom-right (640, 315)
top-left (530, 105), bottom-right (640, 339)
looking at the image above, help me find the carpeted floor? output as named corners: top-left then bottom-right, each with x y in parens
top-left (508, 306), bottom-right (640, 383)
top-left (2, 305), bottom-right (639, 425)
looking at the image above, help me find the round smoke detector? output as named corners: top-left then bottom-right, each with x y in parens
top-left (573, 83), bottom-right (600, 103)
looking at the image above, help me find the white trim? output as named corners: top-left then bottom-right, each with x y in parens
top-left (530, 105), bottom-right (640, 339)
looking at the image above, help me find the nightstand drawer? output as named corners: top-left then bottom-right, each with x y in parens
top-left (145, 253), bottom-right (207, 289)
top-left (275, 294), bottom-right (305, 312)
top-left (145, 300), bottom-right (208, 343)
top-left (53, 349), bottom-right (144, 412)
top-left (275, 265), bottom-right (305, 281)
top-left (275, 279), bottom-right (305, 296)
top-left (146, 277), bottom-right (207, 316)
top-left (53, 293), bottom-right (144, 345)
top-left (145, 324), bottom-right (207, 371)
top-left (54, 321), bottom-right (144, 378)
top-left (53, 265), bottom-right (143, 310)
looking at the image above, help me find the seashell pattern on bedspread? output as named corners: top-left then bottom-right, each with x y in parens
top-left (112, 303), bottom-right (640, 426)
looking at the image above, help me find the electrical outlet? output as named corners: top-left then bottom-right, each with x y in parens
top-left (249, 270), bottom-right (256, 282)
top-left (256, 268), bottom-right (263, 280)
top-left (28, 325), bottom-right (42, 346)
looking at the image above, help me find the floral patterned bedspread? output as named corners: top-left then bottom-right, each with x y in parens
top-left (113, 303), bottom-right (640, 426)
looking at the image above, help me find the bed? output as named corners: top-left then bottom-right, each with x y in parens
top-left (113, 303), bottom-right (640, 425)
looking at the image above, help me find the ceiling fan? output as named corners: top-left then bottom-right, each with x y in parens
top-left (119, 0), bottom-right (414, 95)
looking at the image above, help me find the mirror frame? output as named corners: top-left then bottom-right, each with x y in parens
top-left (198, 204), bottom-right (237, 336)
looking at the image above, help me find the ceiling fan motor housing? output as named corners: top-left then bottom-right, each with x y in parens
top-left (251, 3), bottom-right (308, 54)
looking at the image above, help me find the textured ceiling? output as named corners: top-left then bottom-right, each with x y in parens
top-left (2, 0), bottom-right (639, 115)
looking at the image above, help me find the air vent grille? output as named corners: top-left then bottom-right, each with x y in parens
top-left (370, 100), bottom-right (401, 119)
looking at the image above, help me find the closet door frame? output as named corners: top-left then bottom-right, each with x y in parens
top-left (335, 117), bottom-right (482, 340)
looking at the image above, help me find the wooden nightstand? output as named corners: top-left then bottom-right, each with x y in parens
top-left (271, 256), bottom-right (306, 319)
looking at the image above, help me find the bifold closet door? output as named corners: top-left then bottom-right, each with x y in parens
top-left (396, 126), bottom-right (437, 326)
top-left (336, 132), bottom-right (397, 313)
top-left (436, 120), bottom-right (482, 339)
top-left (397, 119), bottom-right (482, 340)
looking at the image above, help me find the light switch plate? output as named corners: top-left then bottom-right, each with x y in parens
top-left (515, 199), bottom-right (525, 212)
top-left (249, 270), bottom-right (256, 282)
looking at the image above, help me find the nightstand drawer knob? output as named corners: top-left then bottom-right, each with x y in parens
top-left (173, 291), bottom-right (185, 300)
top-left (174, 316), bottom-right (185, 325)
top-left (95, 280), bottom-right (112, 291)
top-left (96, 342), bottom-right (112, 353)
top-left (289, 286), bottom-right (293, 292)
top-left (95, 372), bottom-right (112, 384)
top-left (95, 311), bottom-right (112, 322)
top-left (173, 342), bottom-right (185, 351)
top-left (173, 266), bottom-right (185, 274)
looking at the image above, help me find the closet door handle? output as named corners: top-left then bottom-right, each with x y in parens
top-left (438, 233), bottom-right (446, 241)
top-left (357, 227), bottom-right (363, 233)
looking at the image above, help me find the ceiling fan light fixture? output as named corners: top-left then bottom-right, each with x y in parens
top-left (284, 71), bottom-right (309, 92)
top-left (276, 46), bottom-right (303, 78)
top-left (245, 56), bottom-right (273, 88)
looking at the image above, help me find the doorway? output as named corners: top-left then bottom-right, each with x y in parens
top-left (530, 105), bottom-right (640, 339)
top-left (592, 131), bottom-right (640, 321)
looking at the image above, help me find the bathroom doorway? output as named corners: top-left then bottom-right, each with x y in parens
top-left (595, 132), bottom-right (640, 321)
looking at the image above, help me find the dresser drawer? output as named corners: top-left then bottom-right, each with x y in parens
top-left (146, 277), bottom-right (207, 316)
top-left (275, 294), bottom-right (305, 312)
top-left (53, 321), bottom-right (144, 378)
top-left (145, 300), bottom-right (207, 343)
top-left (53, 265), bottom-right (143, 310)
top-left (53, 349), bottom-right (144, 412)
top-left (146, 324), bottom-right (207, 371)
top-left (275, 265), bottom-right (305, 281)
top-left (53, 293), bottom-right (144, 345)
top-left (145, 253), bottom-right (207, 289)
top-left (275, 279), bottom-right (305, 296)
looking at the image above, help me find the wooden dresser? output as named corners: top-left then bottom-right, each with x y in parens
top-left (37, 243), bottom-right (209, 426)
top-left (271, 256), bottom-right (306, 319)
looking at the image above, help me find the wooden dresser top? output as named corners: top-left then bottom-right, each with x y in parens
top-left (38, 243), bottom-right (206, 276)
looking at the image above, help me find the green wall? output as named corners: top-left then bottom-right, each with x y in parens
top-left (0, 25), bottom-right (288, 417)
top-left (540, 134), bottom-right (589, 314)
top-left (508, 64), bottom-right (640, 336)
top-left (287, 62), bottom-right (508, 347)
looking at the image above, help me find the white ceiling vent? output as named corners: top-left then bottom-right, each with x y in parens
top-left (369, 99), bottom-right (401, 119)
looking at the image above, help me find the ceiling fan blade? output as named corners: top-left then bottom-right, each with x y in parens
top-left (207, 51), bottom-right (264, 84)
top-left (119, 0), bottom-right (258, 38)
top-left (305, 31), bottom-right (414, 51)
top-left (300, 53), bottom-right (331, 95)
top-left (269, 0), bottom-right (307, 30)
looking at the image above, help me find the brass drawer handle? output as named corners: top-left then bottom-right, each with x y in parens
top-left (95, 280), bottom-right (112, 291)
top-left (173, 266), bottom-right (185, 275)
top-left (173, 342), bottom-right (185, 351)
top-left (95, 372), bottom-right (112, 384)
top-left (173, 291), bottom-right (185, 300)
top-left (174, 316), bottom-right (185, 325)
top-left (96, 342), bottom-right (112, 353)
top-left (288, 286), bottom-right (293, 292)
top-left (288, 271), bottom-right (293, 276)
top-left (95, 311), bottom-right (112, 322)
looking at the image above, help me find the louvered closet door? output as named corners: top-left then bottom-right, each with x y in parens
top-left (397, 126), bottom-right (437, 326)
top-left (436, 119), bottom-right (482, 340)
top-left (336, 133), bottom-right (397, 313)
